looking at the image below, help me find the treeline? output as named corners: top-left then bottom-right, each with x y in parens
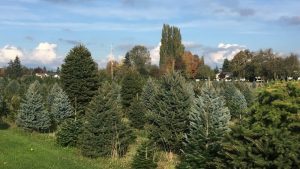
top-left (222, 49), bottom-right (300, 81)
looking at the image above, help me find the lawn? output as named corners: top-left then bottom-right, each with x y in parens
top-left (0, 122), bottom-right (134, 169)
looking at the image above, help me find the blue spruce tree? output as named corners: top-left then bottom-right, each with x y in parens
top-left (177, 84), bottom-right (230, 169)
top-left (17, 81), bottom-right (51, 132)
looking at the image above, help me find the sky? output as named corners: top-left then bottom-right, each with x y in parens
top-left (0, 0), bottom-right (299, 69)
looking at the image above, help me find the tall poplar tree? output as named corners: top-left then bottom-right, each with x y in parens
top-left (159, 24), bottom-right (185, 73)
top-left (61, 45), bottom-right (99, 115)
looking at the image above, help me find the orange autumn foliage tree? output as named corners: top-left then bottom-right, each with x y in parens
top-left (182, 51), bottom-right (203, 78)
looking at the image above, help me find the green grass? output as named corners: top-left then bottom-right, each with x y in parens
top-left (0, 124), bottom-right (134, 169)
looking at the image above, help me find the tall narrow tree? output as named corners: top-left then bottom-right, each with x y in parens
top-left (61, 45), bottom-right (99, 115)
top-left (159, 24), bottom-right (185, 73)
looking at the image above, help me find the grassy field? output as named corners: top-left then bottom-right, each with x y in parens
top-left (0, 122), bottom-right (135, 169)
top-left (0, 122), bottom-right (177, 169)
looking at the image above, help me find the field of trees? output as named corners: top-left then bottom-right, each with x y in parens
top-left (0, 24), bottom-right (300, 169)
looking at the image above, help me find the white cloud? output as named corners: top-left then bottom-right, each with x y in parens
top-left (0, 42), bottom-right (60, 68)
top-left (183, 41), bottom-right (202, 49)
top-left (218, 43), bottom-right (244, 49)
top-left (205, 43), bottom-right (246, 67)
top-left (150, 43), bottom-right (160, 65)
top-left (97, 51), bottom-right (125, 68)
top-left (31, 42), bottom-right (58, 64)
top-left (0, 45), bottom-right (24, 66)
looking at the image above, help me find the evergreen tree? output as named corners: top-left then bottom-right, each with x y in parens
top-left (222, 83), bottom-right (247, 120)
top-left (61, 45), bottom-right (99, 115)
top-left (177, 84), bottom-right (230, 169)
top-left (148, 72), bottom-right (194, 153)
top-left (6, 56), bottom-right (23, 79)
top-left (5, 79), bottom-right (20, 98)
top-left (141, 78), bottom-right (159, 112)
top-left (128, 96), bottom-right (146, 129)
top-left (47, 83), bottom-right (62, 109)
top-left (216, 82), bottom-right (300, 168)
top-left (56, 118), bottom-right (82, 147)
top-left (235, 82), bottom-right (254, 106)
top-left (131, 141), bottom-right (158, 169)
top-left (121, 70), bottom-right (143, 111)
top-left (50, 84), bottom-right (73, 125)
top-left (159, 24), bottom-right (185, 73)
top-left (123, 52), bottom-right (131, 67)
top-left (17, 81), bottom-right (51, 132)
top-left (80, 82), bottom-right (135, 158)
top-left (222, 59), bottom-right (230, 72)
top-left (4, 80), bottom-right (21, 120)
top-left (0, 94), bottom-right (3, 120)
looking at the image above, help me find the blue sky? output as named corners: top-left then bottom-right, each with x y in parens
top-left (0, 0), bottom-right (299, 69)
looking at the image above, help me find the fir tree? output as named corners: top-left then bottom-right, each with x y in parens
top-left (216, 82), bottom-right (300, 168)
top-left (222, 83), bottom-right (247, 120)
top-left (80, 82), bottom-right (135, 158)
top-left (56, 118), bottom-right (82, 147)
top-left (235, 82), bottom-right (254, 106)
top-left (124, 52), bottom-right (131, 67)
top-left (0, 94), bottom-right (3, 120)
top-left (128, 96), bottom-right (146, 129)
top-left (48, 83), bottom-right (62, 109)
top-left (131, 141), bottom-right (158, 169)
top-left (17, 81), bottom-right (51, 132)
top-left (61, 45), bottom-right (99, 115)
top-left (222, 59), bottom-right (230, 72)
top-left (141, 78), bottom-right (159, 112)
top-left (50, 84), bottom-right (73, 125)
top-left (6, 56), bottom-right (23, 79)
top-left (148, 72), bottom-right (194, 153)
top-left (121, 70), bottom-right (143, 111)
top-left (177, 84), bottom-right (230, 169)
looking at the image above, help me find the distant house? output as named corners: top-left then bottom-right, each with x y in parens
top-left (35, 73), bottom-right (60, 78)
top-left (217, 72), bottom-right (233, 81)
top-left (35, 73), bottom-right (49, 78)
